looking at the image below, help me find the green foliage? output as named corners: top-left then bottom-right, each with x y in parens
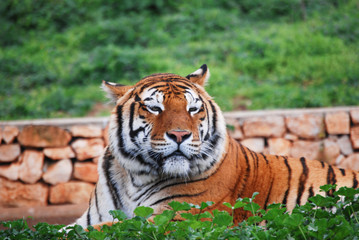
top-left (1, 185), bottom-right (359, 239)
top-left (0, 0), bottom-right (358, 120)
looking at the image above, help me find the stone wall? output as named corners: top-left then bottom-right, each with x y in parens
top-left (0, 107), bottom-right (359, 208)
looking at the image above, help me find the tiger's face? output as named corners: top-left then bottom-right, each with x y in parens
top-left (103, 65), bottom-right (227, 180)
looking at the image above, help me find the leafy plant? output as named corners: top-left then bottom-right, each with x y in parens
top-left (1, 185), bottom-right (358, 239)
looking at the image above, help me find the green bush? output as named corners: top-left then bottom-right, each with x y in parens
top-left (1, 185), bottom-right (359, 239)
top-left (0, 0), bottom-right (358, 120)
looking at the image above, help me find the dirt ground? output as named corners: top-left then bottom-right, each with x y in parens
top-left (0, 204), bottom-right (87, 229)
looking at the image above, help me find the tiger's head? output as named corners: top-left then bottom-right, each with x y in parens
top-left (103, 65), bottom-right (227, 180)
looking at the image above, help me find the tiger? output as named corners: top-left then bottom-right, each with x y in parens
top-left (74, 64), bottom-right (358, 228)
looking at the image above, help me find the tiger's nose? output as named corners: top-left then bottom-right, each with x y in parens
top-left (166, 130), bottom-right (191, 143)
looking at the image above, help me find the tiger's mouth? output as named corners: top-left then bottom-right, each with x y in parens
top-left (160, 151), bottom-right (191, 177)
top-left (166, 150), bottom-right (188, 159)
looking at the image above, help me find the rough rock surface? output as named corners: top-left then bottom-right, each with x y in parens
top-left (323, 139), bottom-right (340, 165)
top-left (0, 177), bottom-right (48, 207)
top-left (71, 138), bottom-right (104, 161)
top-left (240, 138), bottom-right (265, 153)
top-left (350, 126), bottom-right (359, 149)
top-left (243, 116), bottom-right (285, 138)
top-left (291, 140), bottom-right (322, 160)
top-left (337, 135), bottom-right (354, 156)
top-left (42, 159), bottom-right (73, 185)
top-left (2, 126), bottom-right (19, 144)
top-left (70, 125), bottom-right (103, 138)
top-left (73, 162), bottom-right (98, 183)
top-left (49, 181), bottom-right (95, 204)
top-left (286, 114), bottom-right (325, 139)
top-left (325, 111), bottom-right (350, 135)
top-left (19, 150), bottom-right (44, 184)
top-left (0, 162), bottom-right (20, 181)
top-left (18, 125), bottom-right (71, 147)
top-left (337, 154), bottom-right (359, 172)
top-left (0, 144), bottom-right (21, 162)
top-left (43, 146), bottom-right (75, 160)
top-left (350, 110), bottom-right (359, 124)
top-left (267, 138), bottom-right (292, 156)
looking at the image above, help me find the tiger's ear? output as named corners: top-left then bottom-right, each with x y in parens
top-left (186, 64), bottom-right (210, 87)
top-left (102, 80), bottom-right (133, 102)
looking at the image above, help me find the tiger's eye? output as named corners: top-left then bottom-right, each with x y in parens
top-left (189, 107), bottom-right (198, 113)
top-left (148, 106), bottom-right (162, 113)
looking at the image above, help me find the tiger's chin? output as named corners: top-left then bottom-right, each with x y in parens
top-left (161, 155), bottom-right (191, 178)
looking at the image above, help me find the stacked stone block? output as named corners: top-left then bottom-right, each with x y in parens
top-left (226, 109), bottom-right (359, 172)
top-left (0, 124), bottom-right (107, 208)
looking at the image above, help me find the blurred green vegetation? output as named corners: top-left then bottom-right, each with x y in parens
top-left (0, 0), bottom-right (358, 120)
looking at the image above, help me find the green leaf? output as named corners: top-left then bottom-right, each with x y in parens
top-left (180, 212), bottom-right (196, 220)
top-left (168, 201), bottom-right (191, 211)
top-left (309, 194), bottom-right (338, 207)
top-left (109, 209), bottom-right (128, 221)
top-left (201, 201), bottom-right (214, 210)
top-left (263, 208), bottom-right (286, 221)
top-left (247, 216), bottom-right (263, 225)
top-left (199, 211), bottom-right (213, 220)
top-left (234, 201), bottom-right (247, 209)
top-left (223, 202), bottom-right (233, 209)
top-left (213, 211), bottom-right (233, 227)
top-left (243, 202), bottom-right (261, 215)
top-left (134, 206), bottom-right (154, 219)
top-left (319, 184), bottom-right (337, 192)
top-left (284, 213), bottom-right (303, 227)
top-left (334, 186), bottom-right (359, 199)
top-left (154, 214), bottom-right (171, 226)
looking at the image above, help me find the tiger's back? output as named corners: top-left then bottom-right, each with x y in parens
top-left (74, 65), bottom-right (358, 227)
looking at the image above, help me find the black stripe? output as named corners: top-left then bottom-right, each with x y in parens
top-left (135, 94), bottom-right (141, 102)
top-left (251, 151), bottom-right (259, 169)
top-left (282, 190), bottom-right (289, 205)
top-left (327, 165), bottom-right (337, 196)
top-left (129, 102), bottom-right (138, 143)
top-left (149, 191), bottom-right (206, 207)
top-left (320, 161), bottom-right (325, 168)
top-left (296, 157), bottom-right (308, 205)
top-left (103, 149), bottom-right (122, 209)
top-left (209, 134), bottom-right (220, 149)
top-left (129, 102), bottom-right (146, 144)
top-left (94, 186), bottom-right (103, 222)
top-left (133, 177), bottom-right (173, 202)
top-left (208, 100), bottom-right (217, 135)
top-left (327, 165), bottom-right (337, 185)
top-left (249, 151), bottom-right (258, 181)
top-left (238, 144), bottom-right (251, 198)
top-left (353, 173), bottom-right (358, 188)
top-left (139, 150), bottom-right (228, 203)
top-left (282, 156), bottom-right (291, 205)
top-left (239, 144), bottom-right (251, 173)
top-left (116, 105), bottom-right (131, 158)
top-left (139, 78), bottom-right (193, 93)
top-left (260, 153), bottom-right (269, 164)
top-left (176, 84), bottom-right (190, 90)
top-left (264, 178), bottom-right (274, 209)
top-left (308, 186), bottom-right (314, 198)
top-left (87, 196), bottom-right (92, 226)
top-left (339, 168), bottom-right (346, 176)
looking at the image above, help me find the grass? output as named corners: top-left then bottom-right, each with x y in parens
top-left (0, 0), bottom-right (358, 120)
